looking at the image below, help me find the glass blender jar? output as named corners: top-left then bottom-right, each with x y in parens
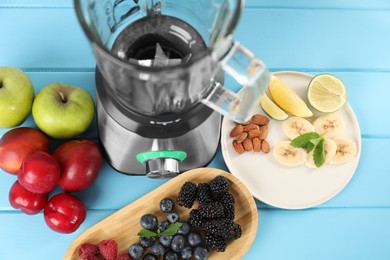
top-left (74, 0), bottom-right (270, 177)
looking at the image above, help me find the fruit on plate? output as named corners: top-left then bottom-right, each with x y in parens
top-left (0, 127), bottom-right (49, 174)
top-left (313, 113), bottom-right (345, 138)
top-left (330, 137), bottom-right (357, 164)
top-left (44, 193), bottom-right (86, 233)
top-left (259, 92), bottom-right (289, 120)
top-left (268, 75), bottom-right (313, 118)
top-left (9, 180), bottom-right (48, 215)
top-left (273, 141), bottom-right (307, 167)
top-left (18, 151), bottom-right (60, 194)
top-left (32, 82), bottom-right (95, 139)
top-left (307, 74), bottom-right (347, 113)
top-left (305, 138), bottom-right (337, 168)
top-left (54, 139), bottom-right (103, 192)
top-left (282, 117), bottom-right (315, 140)
top-left (0, 67), bottom-right (34, 128)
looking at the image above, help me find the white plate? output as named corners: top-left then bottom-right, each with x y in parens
top-left (221, 71), bottom-right (361, 209)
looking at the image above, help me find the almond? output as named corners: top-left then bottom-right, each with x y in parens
top-left (232, 140), bottom-right (245, 154)
top-left (248, 129), bottom-right (261, 138)
top-left (230, 124), bottom-right (243, 137)
top-left (244, 124), bottom-right (260, 132)
top-left (251, 114), bottom-right (270, 126)
top-left (261, 140), bottom-right (271, 153)
top-left (236, 132), bottom-right (248, 143)
top-left (252, 137), bottom-right (261, 152)
top-left (259, 125), bottom-right (268, 140)
top-left (243, 138), bottom-right (253, 151)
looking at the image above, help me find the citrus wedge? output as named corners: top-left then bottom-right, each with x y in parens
top-left (307, 74), bottom-right (347, 113)
top-left (259, 92), bottom-right (288, 120)
top-left (268, 75), bottom-right (313, 117)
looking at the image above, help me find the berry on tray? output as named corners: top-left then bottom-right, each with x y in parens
top-left (171, 234), bottom-right (185, 253)
top-left (128, 244), bottom-right (144, 259)
top-left (198, 201), bottom-right (225, 219)
top-left (150, 243), bottom-right (165, 257)
top-left (193, 246), bottom-right (209, 260)
top-left (205, 232), bottom-right (227, 252)
top-left (78, 243), bottom-right (99, 259)
top-left (160, 198), bottom-right (174, 213)
top-left (197, 183), bottom-right (213, 205)
top-left (98, 239), bottom-right (118, 260)
top-left (167, 212), bottom-right (180, 223)
top-left (177, 181), bottom-right (197, 208)
top-left (210, 176), bottom-right (229, 194)
top-left (140, 214), bottom-right (158, 230)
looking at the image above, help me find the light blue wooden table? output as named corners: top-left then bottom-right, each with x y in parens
top-left (1, 1), bottom-right (390, 259)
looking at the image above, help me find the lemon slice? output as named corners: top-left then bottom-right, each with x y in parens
top-left (259, 92), bottom-right (288, 120)
top-left (307, 74), bottom-right (347, 113)
top-left (268, 75), bottom-right (313, 118)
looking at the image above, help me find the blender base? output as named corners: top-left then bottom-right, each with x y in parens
top-left (96, 94), bottom-right (222, 176)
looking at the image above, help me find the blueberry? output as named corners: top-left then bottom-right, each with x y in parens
top-left (158, 220), bottom-right (170, 232)
top-left (129, 244), bottom-right (144, 259)
top-left (164, 251), bottom-right (179, 260)
top-left (139, 236), bottom-right (156, 248)
top-left (188, 232), bottom-right (202, 247)
top-left (181, 246), bottom-right (193, 259)
top-left (167, 212), bottom-right (180, 223)
top-left (194, 246), bottom-right (209, 260)
top-left (140, 214), bottom-right (158, 230)
top-left (171, 234), bottom-right (185, 253)
top-left (177, 221), bottom-right (190, 236)
top-left (160, 198), bottom-right (174, 213)
top-left (150, 243), bottom-right (165, 257)
top-left (142, 253), bottom-right (156, 260)
top-left (159, 235), bottom-right (173, 247)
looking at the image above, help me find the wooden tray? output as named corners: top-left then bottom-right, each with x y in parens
top-left (64, 168), bottom-right (258, 259)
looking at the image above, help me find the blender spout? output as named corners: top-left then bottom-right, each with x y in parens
top-left (141, 0), bottom-right (162, 16)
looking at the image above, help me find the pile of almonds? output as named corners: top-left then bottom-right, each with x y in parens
top-left (230, 114), bottom-right (271, 154)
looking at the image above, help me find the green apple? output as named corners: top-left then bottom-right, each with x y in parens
top-left (32, 83), bottom-right (95, 139)
top-left (0, 67), bottom-right (34, 128)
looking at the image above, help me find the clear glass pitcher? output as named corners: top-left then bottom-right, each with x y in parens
top-left (74, 0), bottom-right (270, 123)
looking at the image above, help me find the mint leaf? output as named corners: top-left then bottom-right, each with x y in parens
top-left (291, 132), bottom-right (320, 148)
top-left (313, 138), bottom-right (325, 167)
top-left (160, 222), bottom-right (183, 236)
top-left (309, 137), bottom-right (323, 146)
top-left (137, 229), bottom-right (158, 237)
top-left (305, 142), bottom-right (316, 153)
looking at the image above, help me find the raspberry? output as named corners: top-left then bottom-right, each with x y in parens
top-left (188, 209), bottom-right (208, 228)
top-left (98, 240), bottom-right (118, 260)
top-left (205, 232), bottom-right (227, 252)
top-left (198, 201), bottom-right (225, 219)
top-left (177, 182), bottom-right (197, 208)
top-left (197, 183), bottom-right (213, 205)
top-left (116, 253), bottom-right (131, 260)
top-left (78, 243), bottom-right (99, 259)
top-left (210, 176), bottom-right (229, 194)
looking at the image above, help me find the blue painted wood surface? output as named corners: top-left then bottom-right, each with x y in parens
top-left (1, 1), bottom-right (390, 259)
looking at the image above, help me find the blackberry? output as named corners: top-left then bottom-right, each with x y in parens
top-left (160, 198), bottom-right (174, 213)
top-left (188, 209), bottom-right (208, 228)
top-left (210, 176), bottom-right (229, 194)
top-left (139, 236), bottom-right (156, 248)
top-left (205, 219), bottom-right (242, 240)
top-left (205, 232), bottom-right (227, 252)
top-left (198, 201), bottom-right (225, 219)
top-left (197, 183), bottom-right (213, 205)
top-left (216, 192), bottom-right (235, 220)
top-left (177, 182), bottom-right (197, 208)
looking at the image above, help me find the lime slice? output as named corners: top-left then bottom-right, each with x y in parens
top-left (307, 74), bottom-right (347, 113)
top-left (268, 75), bottom-right (313, 118)
top-left (259, 93), bottom-right (289, 120)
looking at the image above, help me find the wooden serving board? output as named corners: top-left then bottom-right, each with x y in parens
top-left (64, 168), bottom-right (258, 260)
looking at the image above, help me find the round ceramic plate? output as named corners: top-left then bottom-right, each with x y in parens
top-left (221, 71), bottom-right (361, 209)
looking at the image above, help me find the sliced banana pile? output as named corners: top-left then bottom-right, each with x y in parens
top-left (274, 113), bottom-right (357, 167)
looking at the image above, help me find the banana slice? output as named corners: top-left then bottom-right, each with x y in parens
top-left (313, 113), bottom-right (345, 138)
top-left (273, 141), bottom-right (307, 167)
top-left (306, 138), bottom-right (337, 168)
top-left (330, 137), bottom-right (357, 165)
top-left (282, 117), bottom-right (315, 140)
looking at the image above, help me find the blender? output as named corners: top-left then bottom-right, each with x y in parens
top-left (74, 0), bottom-right (270, 178)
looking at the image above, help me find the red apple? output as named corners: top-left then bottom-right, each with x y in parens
top-left (44, 193), bottom-right (86, 233)
top-left (18, 151), bottom-right (60, 193)
top-left (9, 181), bottom-right (48, 215)
top-left (54, 139), bottom-right (103, 192)
top-left (0, 127), bottom-right (49, 174)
